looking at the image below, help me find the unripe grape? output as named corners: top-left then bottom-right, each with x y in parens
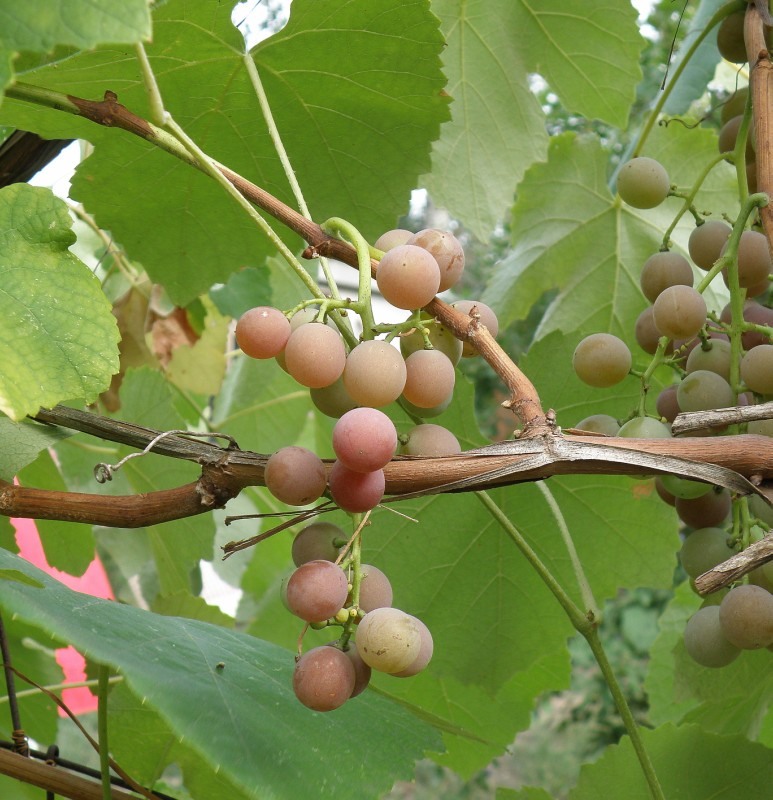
top-left (358, 564), bottom-right (393, 612)
top-left (284, 323), bottom-right (346, 388)
top-left (635, 306), bottom-right (668, 355)
top-left (660, 475), bottom-right (712, 501)
top-left (264, 447), bottom-right (326, 506)
top-left (332, 408), bottom-right (397, 473)
top-left (685, 339), bottom-right (732, 381)
top-left (616, 157), bottom-right (670, 209)
top-left (572, 333), bottom-right (632, 388)
top-left (689, 220), bottom-right (731, 270)
top-left (327, 462), bottom-right (385, 513)
top-left (393, 618), bottom-right (433, 677)
top-left (406, 228), bottom-right (465, 292)
top-left (400, 395), bottom-right (453, 419)
top-left (374, 228), bottom-right (412, 252)
top-left (656, 384), bottom-right (680, 422)
top-left (718, 115), bottom-right (755, 159)
top-left (721, 87), bottom-right (749, 125)
top-left (376, 245), bottom-right (441, 309)
top-left (402, 350), bottom-right (456, 408)
top-left (452, 300), bottom-right (499, 357)
top-left (654, 478), bottom-right (676, 507)
top-left (679, 527), bottom-right (733, 579)
top-left (293, 645), bottom-right (356, 711)
top-left (355, 608), bottom-right (422, 673)
top-left (310, 376), bottom-right (358, 419)
top-left (652, 285), bottom-right (706, 340)
top-left (677, 370), bottom-right (734, 413)
top-left (399, 318), bottom-right (463, 365)
top-left (721, 230), bottom-right (771, 289)
top-left (717, 11), bottom-right (747, 63)
top-left (573, 414), bottom-right (620, 436)
top-left (618, 417), bottom-right (671, 438)
top-left (719, 584), bottom-right (773, 649)
top-left (343, 340), bottom-right (407, 407)
top-left (292, 522), bottom-right (345, 567)
top-left (741, 344), bottom-right (773, 394)
top-left (286, 560), bottom-right (349, 622)
top-left (676, 489), bottom-right (731, 528)
top-left (235, 306), bottom-right (291, 359)
top-left (402, 424), bottom-right (462, 456)
top-left (639, 251), bottom-right (693, 302)
top-left (683, 606), bottom-right (740, 668)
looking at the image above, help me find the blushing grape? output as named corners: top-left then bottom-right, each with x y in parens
top-left (286, 560), bottom-right (349, 623)
top-left (683, 606), bottom-right (740, 668)
top-left (284, 323), bottom-right (346, 388)
top-left (689, 220), bottom-right (731, 270)
top-left (376, 245), bottom-right (441, 310)
top-left (721, 230), bottom-right (771, 289)
top-left (572, 333), bottom-right (632, 388)
top-left (652, 285), bottom-right (706, 340)
top-left (355, 607), bottom-right (422, 673)
top-left (327, 462), bottom-right (385, 513)
top-left (452, 300), bottom-right (499, 357)
top-left (358, 564), bottom-right (393, 612)
top-left (402, 424), bottom-right (462, 456)
top-left (407, 228), bottom-right (465, 292)
top-left (393, 618), bottom-right (434, 677)
top-left (719, 584), bottom-right (773, 649)
top-left (618, 417), bottom-right (671, 438)
top-left (293, 645), bottom-right (356, 711)
top-left (337, 644), bottom-right (371, 697)
top-left (400, 317), bottom-right (463, 365)
top-left (676, 489), bottom-right (731, 528)
top-left (332, 407), bottom-right (397, 473)
top-left (292, 522), bottom-right (345, 567)
top-left (264, 446), bottom-right (326, 506)
top-left (343, 340), bottom-right (407, 407)
top-left (635, 306), bottom-right (669, 355)
top-left (402, 349), bottom-right (455, 408)
top-left (639, 251), bottom-right (693, 303)
top-left (235, 306), bottom-right (291, 359)
top-left (656, 384), bottom-right (680, 422)
top-left (616, 157), bottom-right (670, 209)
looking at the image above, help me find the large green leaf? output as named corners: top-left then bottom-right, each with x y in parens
top-left (424, 0), bottom-right (643, 240)
top-left (0, 549), bottom-right (443, 800)
top-left (2, 0), bottom-right (449, 304)
top-left (0, 0), bottom-right (150, 100)
top-left (0, 184), bottom-right (120, 420)
top-left (483, 126), bottom-right (736, 338)
top-left (0, 415), bottom-right (70, 480)
top-left (570, 723), bottom-right (773, 799)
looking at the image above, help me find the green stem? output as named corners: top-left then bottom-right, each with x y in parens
top-left (97, 664), bottom-right (111, 800)
top-left (631, 0), bottom-right (743, 158)
top-left (321, 217), bottom-right (377, 337)
top-left (535, 482), bottom-right (598, 616)
top-left (241, 53), bottom-right (344, 304)
top-left (476, 490), bottom-right (665, 800)
top-left (135, 42), bottom-right (166, 126)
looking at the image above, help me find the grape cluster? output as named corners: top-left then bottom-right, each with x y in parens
top-left (574, 152), bottom-right (773, 671)
top-left (235, 226), bottom-right (498, 709)
top-left (284, 521), bottom-right (433, 711)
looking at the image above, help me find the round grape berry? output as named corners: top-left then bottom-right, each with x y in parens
top-left (572, 333), bottom-right (632, 388)
top-left (406, 228), bottom-right (465, 292)
top-left (376, 245), bottom-right (441, 310)
top-left (235, 306), bottom-right (291, 359)
top-left (355, 608), bottom-right (422, 673)
top-left (652, 285), bottom-right (706, 340)
top-left (332, 408), bottom-right (397, 473)
top-left (617, 157), bottom-right (670, 209)
top-left (343, 340), bottom-right (407, 407)
top-left (286, 560), bottom-right (349, 623)
top-left (327, 462), bottom-right (385, 513)
top-left (293, 645), bottom-right (356, 711)
top-left (264, 447), bottom-right (326, 506)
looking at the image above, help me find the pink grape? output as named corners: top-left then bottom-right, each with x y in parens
top-left (293, 646), bottom-right (355, 711)
top-left (402, 350), bottom-right (456, 408)
top-left (264, 446), bottom-right (326, 506)
top-left (376, 244), bottom-right (440, 310)
top-left (452, 300), bottom-right (500, 357)
top-left (328, 462), bottom-right (385, 513)
top-left (291, 522), bottom-right (345, 567)
top-left (406, 228), bottom-right (465, 292)
top-left (284, 323), bottom-right (346, 388)
top-left (343, 340), bottom-right (407, 407)
top-left (285, 560), bottom-right (349, 623)
top-left (358, 564), bottom-right (393, 612)
top-left (235, 306), bottom-right (291, 359)
top-left (332, 408), bottom-right (397, 473)
top-left (393, 617), bottom-right (434, 677)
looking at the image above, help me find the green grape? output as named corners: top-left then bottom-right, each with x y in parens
top-left (639, 251), bottom-right (693, 303)
top-left (616, 157), bottom-right (670, 209)
top-left (718, 115), bottom-right (755, 159)
top-left (717, 11), bottom-right (747, 64)
top-left (618, 417), bottom-right (671, 438)
top-left (401, 423), bottom-right (461, 456)
top-left (719, 584), bottom-right (773, 649)
top-left (310, 376), bottom-right (358, 419)
top-left (660, 475), bottom-right (713, 500)
top-left (741, 344), bottom-right (773, 394)
top-left (685, 339), bottom-right (732, 381)
top-left (399, 317), bottom-right (463, 365)
top-left (573, 414), bottom-right (620, 436)
top-left (679, 527), bottom-right (733, 579)
top-left (688, 220), bottom-right (732, 270)
top-left (572, 333), bottom-right (632, 388)
top-left (374, 228), bottom-right (412, 252)
top-left (677, 370), bottom-right (734, 413)
top-left (652, 285), bottom-right (706, 340)
top-left (683, 606), bottom-right (740, 668)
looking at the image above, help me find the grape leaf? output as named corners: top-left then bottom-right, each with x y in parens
top-left (424, 0), bottom-right (643, 240)
top-left (0, 0), bottom-right (150, 101)
top-left (2, 0), bottom-right (450, 304)
top-left (483, 125), bottom-right (736, 338)
top-left (0, 549), bottom-right (443, 800)
top-left (570, 723), bottom-right (773, 799)
top-left (0, 184), bottom-right (120, 420)
top-left (0, 415), bottom-right (70, 480)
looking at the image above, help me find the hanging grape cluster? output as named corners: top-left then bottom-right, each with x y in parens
top-left (234, 227), bottom-right (499, 709)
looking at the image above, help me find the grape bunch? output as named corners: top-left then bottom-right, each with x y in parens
top-left (234, 226), bottom-right (499, 708)
top-left (284, 521), bottom-right (433, 711)
top-left (573, 152), bottom-right (773, 671)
